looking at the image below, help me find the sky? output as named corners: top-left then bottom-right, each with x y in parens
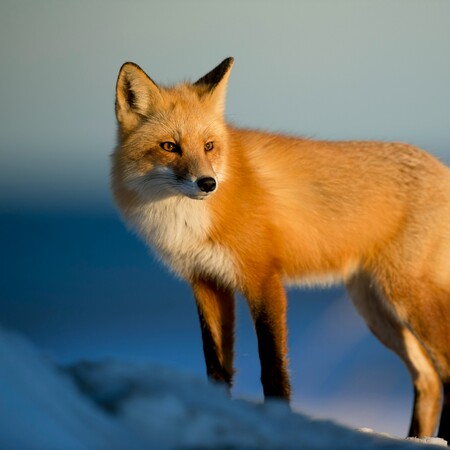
top-left (1, 0), bottom-right (450, 437)
top-left (0, 0), bottom-right (449, 212)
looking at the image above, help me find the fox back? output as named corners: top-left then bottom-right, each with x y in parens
top-left (112, 58), bottom-right (450, 440)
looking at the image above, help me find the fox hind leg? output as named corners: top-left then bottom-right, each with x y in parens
top-left (380, 274), bottom-right (450, 440)
top-left (346, 272), bottom-right (442, 438)
top-left (438, 382), bottom-right (450, 442)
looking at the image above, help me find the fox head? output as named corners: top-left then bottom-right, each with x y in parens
top-left (113, 57), bottom-right (234, 201)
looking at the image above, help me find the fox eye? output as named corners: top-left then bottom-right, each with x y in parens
top-left (204, 141), bottom-right (214, 152)
top-left (160, 142), bottom-right (178, 153)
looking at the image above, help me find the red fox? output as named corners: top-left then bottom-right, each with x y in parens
top-left (111, 57), bottom-right (450, 439)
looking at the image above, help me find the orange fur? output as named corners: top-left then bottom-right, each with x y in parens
top-left (111, 57), bottom-right (450, 439)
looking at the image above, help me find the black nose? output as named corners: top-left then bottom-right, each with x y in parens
top-left (197, 177), bottom-right (217, 193)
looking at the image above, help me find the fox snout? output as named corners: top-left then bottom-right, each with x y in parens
top-left (197, 177), bottom-right (217, 193)
top-left (176, 173), bottom-right (218, 200)
top-left (183, 175), bottom-right (217, 199)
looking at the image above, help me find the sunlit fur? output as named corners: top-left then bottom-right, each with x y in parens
top-left (111, 58), bottom-right (450, 440)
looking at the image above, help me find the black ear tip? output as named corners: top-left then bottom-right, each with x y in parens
top-left (220, 57), bottom-right (234, 71)
top-left (194, 57), bottom-right (235, 88)
top-left (224, 56), bottom-right (234, 66)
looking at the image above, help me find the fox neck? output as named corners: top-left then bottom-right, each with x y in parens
top-left (128, 195), bottom-right (210, 251)
top-left (119, 167), bottom-right (238, 287)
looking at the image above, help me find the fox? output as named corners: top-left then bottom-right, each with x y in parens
top-left (111, 57), bottom-right (450, 440)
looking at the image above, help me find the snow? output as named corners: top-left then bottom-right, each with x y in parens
top-left (0, 326), bottom-right (447, 450)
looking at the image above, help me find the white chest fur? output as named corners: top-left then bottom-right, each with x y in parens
top-left (124, 197), bottom-right (238, 288)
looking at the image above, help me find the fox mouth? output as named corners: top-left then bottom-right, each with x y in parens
top-left (126, 169), bottom-right (218, 201)
top-left (187, 193), bottom-right (212, 200)
top-left (178, 184), bottom-right (217, 200)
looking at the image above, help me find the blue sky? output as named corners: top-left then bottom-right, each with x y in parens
top-left (1, 0), bottom-right (450, 213)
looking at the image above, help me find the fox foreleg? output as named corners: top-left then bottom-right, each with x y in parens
top-left (192, 278), bottom-right (235, 388)
top-left (246, 272), bottom-right (291, 400)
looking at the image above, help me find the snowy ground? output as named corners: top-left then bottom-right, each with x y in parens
top-left (0, 326), bottom-right (447, 450)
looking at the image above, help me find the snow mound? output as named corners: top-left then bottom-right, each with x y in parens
top-left (0, 326), bottom-right (447, 449)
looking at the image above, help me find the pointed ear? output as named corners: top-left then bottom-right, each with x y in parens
top-left (194, 57), bottom-right (234, 115)
top-left (115, 62), bottom-right (163, 134)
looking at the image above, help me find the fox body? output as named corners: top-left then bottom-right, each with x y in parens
top-left (112, 58), bottom-right (450, 439)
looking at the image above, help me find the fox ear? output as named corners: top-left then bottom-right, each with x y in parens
top-left (115, 62), bottom-right (162, 134)
top-left (194, 57), bottom-right (234, 115)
